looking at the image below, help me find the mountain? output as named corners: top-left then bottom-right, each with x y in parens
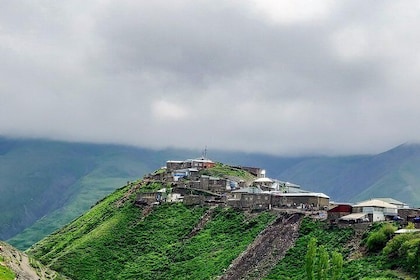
top-left (273, 143), bottom-right (420, 206)
top-left (0, 137), bottom-right (199, 249)
top-left (3, 136), bottom-right (420, 250)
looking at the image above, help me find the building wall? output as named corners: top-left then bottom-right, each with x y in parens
top-left (166, 161), bottom-right (184, 171)
top-left (240, 193), bottom-right (271, 210)
top-left (184, 195), bottom-right (205, 206)
top-left (231, 166), bottom-right (263, 177)
top-left (329, 205), bottom-right (353, 213)
top-left (200, 177), bottom-right (209, 190)
top-left (271, 195), bottom-right (329, 209)
top-left (135, 192), bottom-right (159, 204)
top-left (227, 199), bottom-right (241, 208)
top-left (208, 178), bottom-right (227, 193)
top-left (328, 212), bottom-right (352, 222)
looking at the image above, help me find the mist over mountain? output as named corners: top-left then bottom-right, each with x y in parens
top-left (2, 136), bottom-right (420, 249)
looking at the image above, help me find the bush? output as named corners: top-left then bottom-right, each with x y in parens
top-left (381, 223), bottom-right (397, 239)
top-left (382, 231), bottom-right (420, 276)
top-left (366, 223), bottom-right (397, 253)
top-left (367, 231), bottom-right (388, 252)
top-left (382, 233), bottom-right (412, 258)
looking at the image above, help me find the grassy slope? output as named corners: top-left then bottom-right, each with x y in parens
top-left (29, 183), bottom-right (275, 280)
top-left (199, 163), bottom-right (256, 182)
top-left (0, 261), bottom-right (15, 280)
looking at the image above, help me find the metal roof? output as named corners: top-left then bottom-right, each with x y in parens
top-left (270, 192), bottom-right (329, 199)
top-left (354, 199), bottom-right (397, 208)
top-left (254, 177), bottom-right (274, 183)
top-left (339, 213), bottom-right (367, 221)
top-left (232, 187), bottom-right (263, 194)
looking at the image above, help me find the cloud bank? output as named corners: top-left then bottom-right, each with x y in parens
top-left (1, 1), bottom-right (419, 155)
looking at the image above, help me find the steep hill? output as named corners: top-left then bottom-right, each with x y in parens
top-left (28, 182), bottom-right (278, 280)
top-left (0, 241), bottom-right (67, 280)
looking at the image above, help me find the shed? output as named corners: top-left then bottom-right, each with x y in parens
top-left (327, 203), bottom-right (353, 222)
top-left (339, 213), bottom-right (368, 224)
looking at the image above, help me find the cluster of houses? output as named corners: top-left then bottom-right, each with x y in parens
top-left (136, 157), bottom-right (420, 227)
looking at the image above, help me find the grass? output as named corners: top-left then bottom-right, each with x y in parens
top-left (199, 163), bottom-right (256, 181)
top-left (0, 264), bottom-right (15, 280)
top-left (29, 183), bottom-right (276, 280)
top-left (0, 255), bottom-right (15, 280)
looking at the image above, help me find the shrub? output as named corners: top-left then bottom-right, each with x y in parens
top-left (305, 237), bottom-right (317, 280)
top-left (383, 233), bottom-right (412, 258)
top-left (382, 231), bottom-right (420, 275)
top-left (366, 223), bottom-right (397, 253)
top-left (330, 251), bottom-right (343, 280)
top-left (316, 245), bottom-right (329, 280)
top-left (367, 231), bottom-right (388, 252)
top-left (381, 223), bottom-right (397, 239)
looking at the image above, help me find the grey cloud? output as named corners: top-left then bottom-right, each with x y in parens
top-left (0, 1), bottom-right (419, 155)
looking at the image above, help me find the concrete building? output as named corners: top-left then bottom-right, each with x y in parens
top-left (351, 199), bottom-right (398, 222)
top-left (270, 192), bottom-right (330, 210)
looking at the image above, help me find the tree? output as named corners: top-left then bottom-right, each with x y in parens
top-left (330, 251), bottom-right (343, 280)
top-left (305, 237), bottom-right (317, 280)
top-left (305, 237), bottom-right (344, 280)
top-left (316, 245), bottom-right (329, 280)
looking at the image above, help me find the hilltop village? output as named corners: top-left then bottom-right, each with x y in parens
top-left (135, 157), bottom-right (420, 228)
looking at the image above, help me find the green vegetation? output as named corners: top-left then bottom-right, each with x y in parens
top-left (0, 255), bottom-right (15, 280)
top-left (29, 183), bottom-right (276, 280)
top-left (304, 237), bottom-right (343, 280)
top-left (305, 237), bottom-right (317, 280)
top-left (138, 181), bottom-right (170, 193)
top-left (199, 163), bottom-right (256, 181)
top-left (383, 230), bottom-right (420, 277)
top-left (366, 223), bottom-right (397, 252)
top-left (0, 264), bottom-right (15, 280)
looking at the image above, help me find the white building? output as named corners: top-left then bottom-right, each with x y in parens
top-left (352, 199), bottom-right (398, 222)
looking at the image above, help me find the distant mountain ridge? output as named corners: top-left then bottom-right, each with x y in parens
top-left (1, 136), bottom-right (420, 249)
top-left (271, 143), bottom-right (420, 206)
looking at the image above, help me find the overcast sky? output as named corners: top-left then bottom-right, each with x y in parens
top-left (1, 1), bottom-right (419, 156)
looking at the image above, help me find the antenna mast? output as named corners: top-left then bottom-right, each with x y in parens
top-left (203, 146), bottom-right (208, 159)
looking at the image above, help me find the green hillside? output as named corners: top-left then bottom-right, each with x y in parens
top-left (29, 182), bottom-right (276, 280)
top-left (27, 179), bottom-right (416, 280)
